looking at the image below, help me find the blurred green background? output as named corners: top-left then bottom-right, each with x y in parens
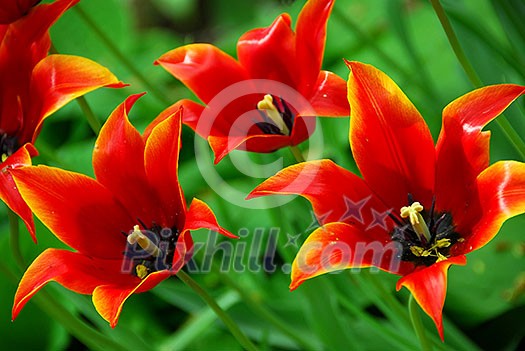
top-left (1, 0), bottom-right (524, 350)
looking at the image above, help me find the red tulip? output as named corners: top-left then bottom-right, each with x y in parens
top-left (249, 61), bottom-right (525, 339)
top-left (0, 0), bottom-right (41, 24)
top-left (0, 0), bottom-right (125, 240)
top-left (11, 94), bottom-right (236, 327)
top-left (154, 0), bottom-right (349, 163)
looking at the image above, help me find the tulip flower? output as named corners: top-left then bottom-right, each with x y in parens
top-left (11, 94), bottom-right (236, 327)
top-left (154, 0), bottom-right (349, 162)
top-left (249, 61), bottom-right (525, 339)
top-left (0, 0), bottom-right (40, 24)
top-left (0, 0), bottom-right (124, 240)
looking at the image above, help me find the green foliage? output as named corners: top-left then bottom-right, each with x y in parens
top-left (1, 0), bottom-right (524, 350)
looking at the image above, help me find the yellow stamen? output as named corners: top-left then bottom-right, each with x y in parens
top-left (1, 153), bottom-right (7, 163)
top-left (257, 94), bottom-right (289, 135)
top-left (435, 252), bottom-right (448, 263)
top-left (400, 202), bottom-right (431, 243)
top-left (135, 263), bottom-right (149, 279)
top-left (410, 246), bottom-right (426, 257)
top-left (127, 225), bottom-right (161, 257)
top-left (433, 238), bottom-right (451, 249)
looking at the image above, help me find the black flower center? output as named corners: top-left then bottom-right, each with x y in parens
top-left (123, 219), bottom-right (180, 279)
top-left (390, 195), bottom-right (463, 267)
top-left (1, 132), bottom-right (20, 162)
top-left (256, 94), bottom-right (295, 136)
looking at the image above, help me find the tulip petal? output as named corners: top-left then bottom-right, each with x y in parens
top-left (143, 99), bottom-right (204, 140)
top-left (144, 105), bottom-right (187, 229)
top-left (6, 0), bottom-right (77, 43)
top-left (172, 198), bottom-right (235, 270)
top-left (11, 165), bottom-right (132, 258)
top-left (346, 61), bottom-right (435, 211)
top-left (93, 93), bottom-right (162, 227)
top-left (291, 222), bottom-right (410, 290)
top-left (92, 270), bottom-right (171, 327)
top-left (24, 54), bottom-right (125, 143)
top-left (237, 14), bottom-right (298, 88)
top-left (396, 255), bottom-right (467, 340)
top-left (249, 159), bottom-right (392, 238)
top-left (295, 0), bottom-right (335, 92)
top-left (0, 0), bottom-right (79, 137)
top-left (309, 71), bottom-right (349, 117)
top-left (208, 133), bottom-right (291, 164)
top-left (0, 0), bottom-right (41, 24)
top-left (155, 44), bottom-right (248, 104)
top-left (184, 198), bottom-right (236, 239)
top-left (435, 84), bottom-right (525, 226)
top-left (0, 143), bottom-right (37, 240)
top-left (12, 248), bottom-right (134, 320)
top-left (458, 161), bottom-right (525, 253)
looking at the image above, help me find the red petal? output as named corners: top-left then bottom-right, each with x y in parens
top-left (12, 248), bottom-right (135, 320)
top-left (92, 270), bottom-right (171, 327)
top-left (295, 0), bottom-right (335, 93)
top-left (169, 197), bottom-right (236, 273)
top-left (396, 255), bottom-right (467, 340)
top-left (0, 144), bottom-right (37, 240)
top-left (347, 61), bottom-right (435, 210)
top-left (456, 161), bottom-right (525, 254)
top-left (435, 84), bottom-right (525, 224)
top-left (249, 159), bottom-right (392, 235)
top-left (0, 0), bottom-right (40, 24)
top-left (291, 222), bottom-right (411, 290)
top-left (155, 44), bottom-right (248, 104)
top-left (208, 133), bottom-right (291, 164)
top-left (237, 14), bottom-right (298, 88)
top-left (143, 99), bottom-right (204, 140)
top-left (93, 94), bottom-right (163, 227)
top-left (0, 0), bottom-right (79, 138)
top-left (24, 54), bottom-right (125, 144)
top-left (183, 198), bottom-right (236, 239)
top-left (11, 165), bottom-right (132, 258)
top-left (309, 71), bottom-right (349, 117)
top-left (144, 105), bottom-right (187, 229)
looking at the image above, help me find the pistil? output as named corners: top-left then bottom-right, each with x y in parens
top-left (257, 94), bottom-right (290, 135)
top-left (400, 202), bottom-right (431, 243)
top-left (127, 225), bottom-right (161, 257)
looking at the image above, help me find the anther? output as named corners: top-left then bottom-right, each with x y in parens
top-left (127, 225), bottom-right (161, 257)
top-left (400, 202), bottom-right (431, 243)
top-left (257, 94), bottom-right (290, 135)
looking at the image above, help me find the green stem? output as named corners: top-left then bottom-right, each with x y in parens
top-left (289, 145), bottom-right (305, 163)
top-left (49, 44), bottom-right (101, 134)
top-left (409, 294), bottom-right (433, 351)
top-left (75, 95), bottom-right (102, 134)
top-left (74, 5), bottom-right (172, 106)
top-left (364, 272), bottom-right (410, 324)
top-left (429, 0), bottom-right (482, 87)
top-left (336, 289), bottom-right (418, 350)
top-left (8, 208), bottom-right (26, 272)
top-left (0, 260), bottom-right (127, 351)
top-left (219, 272), bottom-right (317, 351)
top-left (430, 0), bottom-right (525, 160)
top-left (36, 289), bottom-right (127, 351)
top-left (176, 270), bottom-right (258, 351)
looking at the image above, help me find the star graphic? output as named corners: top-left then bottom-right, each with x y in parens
top-left (341, 195), bottom-right (370, 223)
top-left (285, 233), bottom-right (302, 248)
top-left (304, 209), bottom-right (331, 233)
top-left (366, 208), bottom-right (393, 231)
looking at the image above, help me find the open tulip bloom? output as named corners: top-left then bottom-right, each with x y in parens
top-left (0, 0), bottom-right (125, 240)
top-left (153, 0), bottom-right (349, 163)
top-left (10, 94), bottom-right (236, 327)
top-left (249, 61), bottom-right (525, 339)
